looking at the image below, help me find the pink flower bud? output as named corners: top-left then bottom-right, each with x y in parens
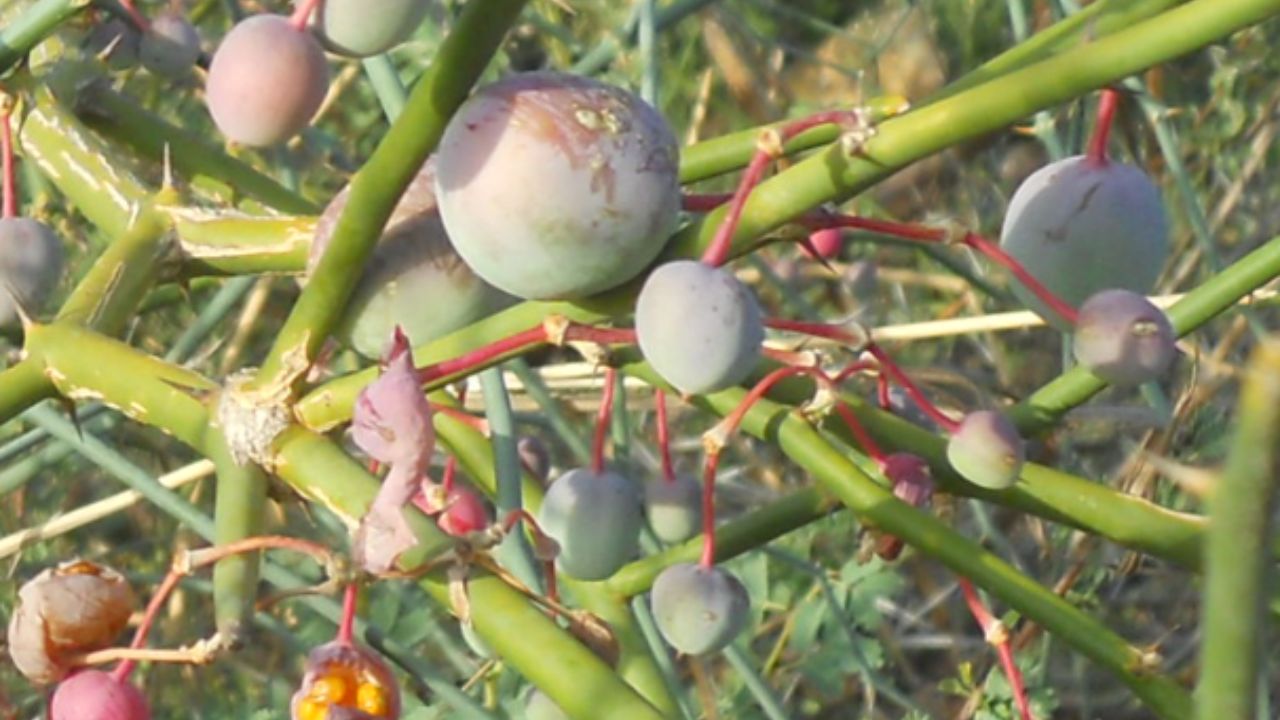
top-left (50, 670), bottom-right (150, 720)
top-left (436, 486), bottom-right (490, 537)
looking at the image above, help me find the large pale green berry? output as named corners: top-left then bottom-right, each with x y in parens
top-left (635, 260), bottom-right (763, 394)
top-left (536, 468), bottom-right (642, 580)
top-left (309, 158), bottom-right (511, 358)
top-left (435, 72), bottom-right (680, 300)
top-left (651, 563), bottom-right (749, 655)
top-left (1000, 155), bottom-right (1167, 328)
top-left (311, 0), bottom-right (433, 57)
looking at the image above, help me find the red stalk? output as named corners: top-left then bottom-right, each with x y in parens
top-left (336, 583), bottom-right (358, 645)
top-left (864, 344), bottom-right (960, 433)
top-left (1, 105), bottom-right (14, 219)
top-left (289, 0), bottom-right (322, 30)
top-left (1087, 88), bottom-right (1120, 167)
top-left (116, 0), bottom-right (150, 32)
top-left (764, 317), bottom-right (869, 349)
top-left (962, 233), bottom-right (1079, 326)
top-left (958, 578), bottom-right (1035, 720)
top-left (681, 193), bottom-right (732, 212)
top-left (654, 389), bottom-right (675, 483)
top-left (698, 457), bottom-right (719, 567)
top-left (591, 368), bottom-right (617, 475)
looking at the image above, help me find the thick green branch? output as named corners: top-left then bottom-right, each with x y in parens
top-left (1196, 340), bottom-right (1280, 720)
top-left (252, 0), bottom-right (529, 394)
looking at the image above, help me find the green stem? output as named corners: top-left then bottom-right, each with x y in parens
top-left (608, 487), bottom-right (836, 596)
top-left (934, 0), bottom-right (1186, 101)
top-left (1195, 340), bottom-right (1280, 720)
top-left (168, 209), bottom-right (314, 277)
top-left (24, 322), bottom-right (215, 449)
top-left (479, 367), bottom-right (542, 590)
top-left (56, 198), bottom-right (175, 332)
top-left (18, 83), bottom-right (150, 240)
top-left (630, 595), bottom-right (696, 720)
top-left (251, 0), bottom-right (529, 394)
top-left (75, 80), bottom-right (319, 214)
top-left (1011, 232), bottom-right (1280, 433)
top-left (0, 360), bottom-right (56, 430)
top-left (205, 418), bottom-right (269, 645)
top-left (723, 645), bottom-right (790, 720)
top-left (0, 0), bottom-right (91, 73)
top-left (507, 357), bottom-right (593, 465)
top-left (362, 54), bottom-right (408, 121)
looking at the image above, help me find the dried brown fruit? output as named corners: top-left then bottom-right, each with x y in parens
top-left (7, 560), bottom-right (135, 684)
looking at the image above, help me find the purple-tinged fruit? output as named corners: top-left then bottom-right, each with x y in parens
top-left (1073, 289), bottom-right (1176, 386)
top-left (206, 14), bottom-right (329, 146)
top-left (946, 411), bottom-right (1024, 490)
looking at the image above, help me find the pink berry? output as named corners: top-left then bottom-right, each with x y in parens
top-left (50, 670), bottom-right (150, 720)
top-left (206, 15), bottom-right (329, 146)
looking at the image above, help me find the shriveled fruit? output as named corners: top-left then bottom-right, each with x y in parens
top-left (312, 0), bottom-right (433, 57)
top-left (50, 670), bottom-right (150, 720)
top-left (435, 71), bottom-right (680, 299)
top-left (1073, 289), bottom-right (1175, 386)
top-left (206, 14), bottom-right (329, 146)
top-left (536, 468), bottom-right (641, 580)
top-left (8, 560), bottom-right (135, 684)
top-left (310, 158), bottom-right (510, 358)
top-left (946, 411), bottom-right (1024, 490)
top-left (643, 474), bottom-right (701, 544)
top-left (291, 640), bottom-right (400, 720)
top-left (635, 260), bottom-right (763, 394)
top-left (525, 690), bottom-right (570, 720)
top-left (139, 11), bottom-right (201, 77)
top-left (0, 217), bottom-right (64, 327)
top-left (650, 563), bottom-right (749, 655)
top-left (1000, 155), bottom-right (1168, 328)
